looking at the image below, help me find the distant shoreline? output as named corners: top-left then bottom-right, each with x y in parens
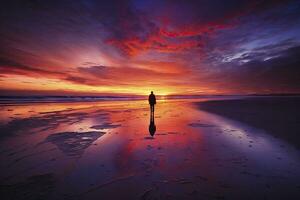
top-left (1, 94), bottom-right (300, 104)
top-left (0, 96), bottom-right (146, 104)
top-left (197, 97), bottom-right (300, 149)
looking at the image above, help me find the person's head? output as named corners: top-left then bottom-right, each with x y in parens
top-left (151, 91), bottom-right (153, 94)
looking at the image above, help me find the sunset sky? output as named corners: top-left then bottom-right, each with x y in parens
top-left (1, 0), bottom-right (300, 96)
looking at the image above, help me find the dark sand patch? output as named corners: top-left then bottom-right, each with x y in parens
top-left (69, 174), bottom-right (134, 198)
top-left (0, 111), bottom-right (89, 137)
top-left (90, 123), bottom-right (121, 130)
top-left (45, 131), bottom-right (104, 156)
top-left (10, 148), bottom-right (57, 165)
top-left (155, 132), bottom-right (180, 136)
top-left (156, 133), bottom-right (168, 136)
top-left (188, 123), bottom-right (216, 128)
top-left (0, 173), bottom-right (55, 200)
top-left (144, 136), bottom-right (155, 139)
top-left (167, 131), bottom-right (180, 135)
top-left (197, 97), bottom-right (300, 148)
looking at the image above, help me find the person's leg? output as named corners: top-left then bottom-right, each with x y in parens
top-left (151, 105), bottom-right (154, 113)
top-left (151, 105), bottom-right (154, 120)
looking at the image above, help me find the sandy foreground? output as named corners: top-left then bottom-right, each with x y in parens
top-left (197, 97), bottom-right (300, 149)
top-left (0, 98), bottom-right (300, 199)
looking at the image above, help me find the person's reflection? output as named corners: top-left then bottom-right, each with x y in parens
top-left (149, 109), bottom-right (156, 136)
top-left (148, 91), bottom-right (156, 136)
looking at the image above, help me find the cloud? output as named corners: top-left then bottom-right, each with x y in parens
top-left (0, 57), bottom-right (65, 78)
top-left (203, 45), bottom-right (300, 93)
top-left (104, 0), bottom-right (291, 56)
top-left (0, 0), bottom-right (300, 95)
top-left (67, 65), bottom-right (186, 86)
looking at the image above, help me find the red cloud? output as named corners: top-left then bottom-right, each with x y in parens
top-left (0, 62), bottom-right (66, 79)
top-left (105, 0), bottom-right (286, 56)
top-left (106, 13), bottom-right (238, 56)
top-left (107, 29), bottom-right (205, 56)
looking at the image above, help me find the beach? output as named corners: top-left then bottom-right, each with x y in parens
top-left (197, 97), bottom-right (300, 149)
top-left (0, 97), bottom-right (300, 199)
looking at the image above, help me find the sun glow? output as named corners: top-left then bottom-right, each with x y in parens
top-left (0, 74), bottom-right (184, 95)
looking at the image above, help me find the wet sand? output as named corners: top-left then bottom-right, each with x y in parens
top-left (0, 98), bottom-right (300, 199)
top-left (197, 97), bottom-right (300, 149)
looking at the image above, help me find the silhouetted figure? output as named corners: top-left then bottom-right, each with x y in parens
top-left (148, 91), bottom-right (156, 113)
top-left (148, 91), bottom-right (156, 136)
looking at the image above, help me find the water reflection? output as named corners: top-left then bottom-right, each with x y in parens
top-left (148, 106), bottom-right (156, 136)
top-left (1, 99), bottom-right (300, 199)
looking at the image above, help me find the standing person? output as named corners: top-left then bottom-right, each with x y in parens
top-left (148, 91), bottom-right (156, 137)
top-left (148, 91), bottom-right (156, 114)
